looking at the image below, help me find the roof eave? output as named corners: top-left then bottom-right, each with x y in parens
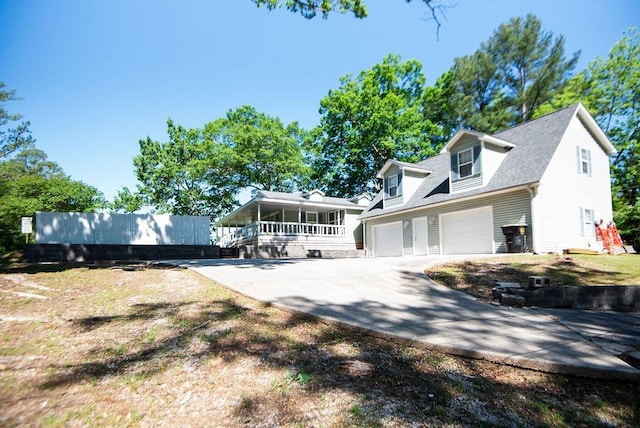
top-left (376, 159), bottom-right (432, 178)
top-left (576, 103), bottom-right (617, 155)
top-left (440, 130), bottom-right (514, 153)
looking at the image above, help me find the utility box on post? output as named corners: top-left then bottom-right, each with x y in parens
top-left (501, 224), bottom-right (528, 253)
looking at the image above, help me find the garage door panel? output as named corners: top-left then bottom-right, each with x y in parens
top-left (373, 222), bottom-right (403, 257)
top-left (442, 207), bottom-right (493, 255)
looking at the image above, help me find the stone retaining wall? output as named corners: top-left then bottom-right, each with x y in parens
top-left (504, 285), bottom-right (640, 312)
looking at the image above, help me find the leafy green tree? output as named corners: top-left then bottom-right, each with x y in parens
top-left (488, 14), bottom-right (579, 122)
top-left (130, 120), bottom-right (237, 218)
top-left (0, 82), bottom-right (35, 159)
top-left (0, 149), bottom-right (105, 251)
top-left (447, 51), bottom-right (512, 133)
top-left (126, 107), bottom-right (308, 217)
top-left (220, 106), bottom-right (309, 193)
top-left (252, 0), bottom-right (368, 19)
top-left (309, 54), bottom-right (443, 197)
top-left (446, 14), bottom-right (578, 131)
top-left (110, 186), bottom-right (145, 213)
top-left (251, 0), bottom-right (448, 26)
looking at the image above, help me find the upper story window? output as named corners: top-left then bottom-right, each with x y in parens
top-left (388, 175), bottom-right (398, 197)
top-left (458, 149), bottom-right (473, 178)
top-left (451, 145), bottom-right (481, 183)
top-left (384, 173), bottom-right (402, 199)
top-left (577, 146), bottom-right (592, 176)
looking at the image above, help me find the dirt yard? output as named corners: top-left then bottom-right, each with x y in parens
top-left (1, 261), bottom-right (638, 427)
top-left (425, 253), bottom-right (640, 301)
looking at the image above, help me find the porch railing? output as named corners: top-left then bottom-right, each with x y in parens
top-left (219, 221), bottom-right (346, 246)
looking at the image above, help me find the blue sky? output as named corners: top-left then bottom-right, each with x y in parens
top-left (1, 0), bottom-right (638, 202)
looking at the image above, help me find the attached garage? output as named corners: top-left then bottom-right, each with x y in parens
top-left (441, 206), bottom-right (494, 255)
top-left (372, 222), bottom-right (403, 257)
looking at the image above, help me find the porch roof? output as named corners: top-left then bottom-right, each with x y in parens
top-left (216, 190), bottom-right (367, 226)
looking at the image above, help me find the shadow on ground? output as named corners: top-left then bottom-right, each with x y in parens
top-left (35, 290), bottom-right (639, 426)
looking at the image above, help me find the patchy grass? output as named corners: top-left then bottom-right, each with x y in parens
top-left (0, 261), bottom-right (637, 426)
top-left (425, 253), bottom-right (640, 300)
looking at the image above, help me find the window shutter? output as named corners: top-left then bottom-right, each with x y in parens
top-left (383, 177), bottom-right (389, 198)
top-left (397, 173), bottom-right (403, 196)
top-left (579, 207), bottom-right (584, 236)
top-left (587, 150), bottom-right (592, 177)
top-left (576, 146), bottom-right (581, 173)
top-left (473, 145), bottom-right (482, 175)
top-left (451, 154), bottom-right (459, 181)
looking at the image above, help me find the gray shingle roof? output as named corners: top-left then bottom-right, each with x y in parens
top-left (256, 190), bottom-right (363, 208)
top-left (360, 104), bottom-right (580, 220)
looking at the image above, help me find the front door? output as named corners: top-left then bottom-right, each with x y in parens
top-left (413, 217), bottom-right (428, 256)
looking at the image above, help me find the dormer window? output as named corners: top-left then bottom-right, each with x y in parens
top-left (384, 173), bottom-right (402, 199)
top-left (458, 149), bottom-right (473, 178)
top-left (388, 175), bottom-right (399, 197)
top-left (376, 159), bottom-right (430, 208)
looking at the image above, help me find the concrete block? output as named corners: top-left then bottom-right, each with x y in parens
top-left (499, 293), bottom-right (525, 307)
top-left (528, 276), bottom-right (551, 288)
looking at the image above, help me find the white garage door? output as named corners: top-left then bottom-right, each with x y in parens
top-left (373, 222), bottom-right (403, 257)
top-left (441, 206), bottom-right (494, 255)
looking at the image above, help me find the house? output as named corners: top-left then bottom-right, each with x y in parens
top-left (360, 104), bottom-right (616, 256)
top-left (216, 189), bottom-right (370, 258)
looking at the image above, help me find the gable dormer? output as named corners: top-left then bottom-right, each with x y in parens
top-left (303, 189), bottom-right (326, 202)
top-left (376, 160), bottom-right (431, 209)
top-left (442, 130), bottom-right (515, 193)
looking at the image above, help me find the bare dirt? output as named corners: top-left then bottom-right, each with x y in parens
top-left (0, 261), bottom-right (638, 427)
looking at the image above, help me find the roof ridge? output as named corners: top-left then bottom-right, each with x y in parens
top-left (492, 103), bottom-right (580, 137)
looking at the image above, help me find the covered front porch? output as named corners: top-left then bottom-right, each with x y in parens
top-left (216, 190), bottom-right (370, 254)
top-left (217, 203), bottom-right (348, 247)
top-left (215, 190), bottom-right (369, 251)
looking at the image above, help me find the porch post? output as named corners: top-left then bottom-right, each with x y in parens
top-left (257, 202), bottom-right (261, 235)
top-left (298, 206), bottom-right (301, 234)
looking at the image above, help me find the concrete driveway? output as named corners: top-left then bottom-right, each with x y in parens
top-left (175, 255), bottom-right (640, 380)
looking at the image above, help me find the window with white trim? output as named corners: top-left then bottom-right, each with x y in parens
top-left (387, 174), bottom-right (399, 198)
top-left (306, 212), bottom-right (318, 224)
top-left (578, 147), bottom-right (592, 176)
top-left (458, 148), bottom-right (473, 178)
top-left (328, 210), bottom-right (342, 225)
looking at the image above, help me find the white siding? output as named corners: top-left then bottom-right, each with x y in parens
top-left (403, 170), bottom-right (425, 202)
top-left (345, 209), bottom-right (364, 245)
top-left (364, 189), bottom-right (532, 256)
top-left (481, 142), bottom-right (509, 186)
top-left (534, 116), bottom-right (613, 253)
top-left (35, 212), bottom-right (211, 245)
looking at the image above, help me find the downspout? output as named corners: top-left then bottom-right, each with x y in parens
top-left (527, 183), bottom-right (539, 254)
top-left (362, 219), bottom-right (367, 257)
